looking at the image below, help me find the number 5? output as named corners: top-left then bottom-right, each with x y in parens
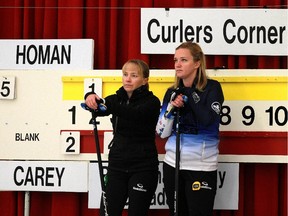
top-left (0, 76), bottom-right (16, 99)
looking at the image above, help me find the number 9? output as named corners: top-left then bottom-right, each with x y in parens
top-left (242, 105), bottom-right (255, 126)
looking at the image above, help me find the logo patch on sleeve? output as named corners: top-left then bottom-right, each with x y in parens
top-left (211, 102), bottom-right (221, 114)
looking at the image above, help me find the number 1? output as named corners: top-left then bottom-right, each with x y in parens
top-left (68, 106), bottom-right (76, 124)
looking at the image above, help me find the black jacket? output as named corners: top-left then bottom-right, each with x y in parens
top-left (86, 85), bottom-right (161, 172)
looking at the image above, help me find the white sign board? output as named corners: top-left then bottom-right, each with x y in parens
top-left (0, 161), bottom-right (88, 192)
top-left (141, 8), bottom-right (288, 55)
top-left (0, 39), bottom-right (94, 69)
top-left (88, 162), bottom-right (239, 210)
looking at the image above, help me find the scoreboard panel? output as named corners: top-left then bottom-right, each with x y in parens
top-left (0, 69), bottom-right (287, 161)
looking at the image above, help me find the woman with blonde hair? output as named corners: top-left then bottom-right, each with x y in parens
top-left (85, 59), bottom-right (160, 216)
top-left (160, 42), bottom-right (224, 216)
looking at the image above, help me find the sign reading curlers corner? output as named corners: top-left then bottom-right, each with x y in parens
top-left (0, 39), bottom-right (94, 70)
top-left (141, 8), bottom-right (287, 55)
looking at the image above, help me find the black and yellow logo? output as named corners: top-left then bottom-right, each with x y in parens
top-left (192, 181), bottom-right (201, 191)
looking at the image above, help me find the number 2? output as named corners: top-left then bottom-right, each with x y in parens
top-left (66, 136), bottom-right (76, 152)
top-left (60, 131), bottom-right (80, 154)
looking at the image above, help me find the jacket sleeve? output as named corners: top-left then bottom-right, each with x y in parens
top-left (107, 95), bottom-right (161, 123)
top-left (83, 92), bottom-right (113, 117)
top-left (184, 81), bottom-right (224, 127)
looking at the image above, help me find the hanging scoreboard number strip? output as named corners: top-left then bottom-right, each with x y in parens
top-left (0, 76), bottom-right (16, 99)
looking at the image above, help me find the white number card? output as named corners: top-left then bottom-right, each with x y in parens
top-left (0, 76), bottom-right (16, 99)
top-left (60, 131), bottom-right (80, 154)
top-left (84, 78), bottom-right (102, 97)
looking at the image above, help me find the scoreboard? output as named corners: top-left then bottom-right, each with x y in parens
top-left (0, 35), bottom-right (286, 211)
top-left (0, 69), bottom-right (287, 162)
top-left (0, 68), bottom-right (286, 209)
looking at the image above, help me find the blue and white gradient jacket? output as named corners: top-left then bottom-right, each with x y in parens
top-left (163, 79), bottom-right (224, 171)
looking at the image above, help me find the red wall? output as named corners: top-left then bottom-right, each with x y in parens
top-left (0, 0), bottom-right (287, 70)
